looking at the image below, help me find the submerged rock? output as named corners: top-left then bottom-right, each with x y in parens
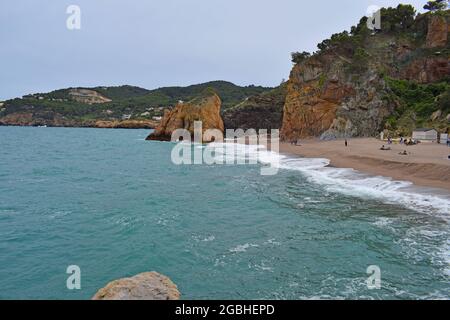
top-left (92, 272), bottom-right (180, 300)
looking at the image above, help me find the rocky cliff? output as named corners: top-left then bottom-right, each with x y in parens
top-left (426, 13), bottom-right (449, 48)
top-left (92, 272), bottom-right (180, 300)
top-left (223, 84), bottom-right (287, 130)
top-left (146, 90), bottom-right (224, 142)
top-left (281, 8), bottom-right (450, 141)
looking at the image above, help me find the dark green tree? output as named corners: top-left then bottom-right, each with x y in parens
top-left (291, 51), bottom-right (311, 64)
top-left (380, 5), bottom-right (416, 32)
top-left (423, 0), bottom-right (448, 12)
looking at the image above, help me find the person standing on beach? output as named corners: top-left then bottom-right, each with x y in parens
top-left (345, 139), bottom-right (348, 147)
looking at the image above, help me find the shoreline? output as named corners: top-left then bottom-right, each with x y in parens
top-left (0, 123), bottom-right (157, 130)
top-left (279, 138), bottom-right (450, 193)
top-left (2, 125), bottom-right (449, 192)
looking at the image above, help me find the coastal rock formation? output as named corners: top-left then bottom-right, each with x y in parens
top-left (281, 54), bottom-right (389, 141)
top-left (94, 119), bottom-right (159, 129)
top-left (281, 9), bottom-right (450, 141)
top-left (147, 90), bottom-right (224, 142)
top-left (92, 272), bottom-right (180, 300)
top-left (223, 85), bottom-right (286, 130)
top-left (0, 111), bottom-right (159, 129)
top-left (0, 111), bottom-right (87, 127)
top-left (0, 112), bottom-right (35, 126)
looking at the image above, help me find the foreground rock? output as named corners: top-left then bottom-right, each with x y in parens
top-left (146, 89), bottom-right (224, 142)
top-left (92, 272), bottom-right (180, 300)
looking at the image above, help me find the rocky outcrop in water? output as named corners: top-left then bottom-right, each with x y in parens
top-left (280, 9), bottom-right (450, 141)
top-left (92, 272), bottom-right (180, 300)
top-left (146, 90), bottom-right (224, 142)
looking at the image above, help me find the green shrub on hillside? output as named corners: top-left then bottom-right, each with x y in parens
top-left (291, 51), bottom-right (311, 64)
top-left (384, 77), bottom-right (449, 133)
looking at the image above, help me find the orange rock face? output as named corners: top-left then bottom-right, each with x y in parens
top-left (426, 15), bottom-right (449, 48)
top-left (282, 85), bottom-right (338, 140)
top-left (401, 57), bottom-right (450, 84)
top-left (280, 61), bottom-right (356, 141)
top-left (0, 112), bottom-right (34, 126)
top-left (147, 92), bottom-right (224, 142)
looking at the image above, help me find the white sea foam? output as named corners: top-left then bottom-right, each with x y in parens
top-left (372, 217), bottom-right (396, 230)
top-left (249, 261), bottom-right (274, 272)
top-left (209, 142), bottom-right (450, 217)
top-left (210, 142), bottom-right (450, 274)
top-left (229, 243), bottom-right (259, 253)
top-left (193, 234), bottom-right (216, 242)
top-left (277, 156), bottom-right (450, 218)
top-left (264, 238), bottom-right (281, 246)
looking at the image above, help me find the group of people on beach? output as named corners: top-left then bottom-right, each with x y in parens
top-left (399, 137), bottom-right (417, 146)
top-left (289, 136), bottom-right (450, 159)
top-left (380, 136), bottom-right (412, 155)
top-left (377, 135), bottom-right (415, 155)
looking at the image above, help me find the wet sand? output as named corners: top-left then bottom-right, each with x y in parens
top-left (279, 138), bottom-right (450, 192)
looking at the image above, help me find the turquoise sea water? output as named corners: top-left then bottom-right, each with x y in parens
top-left (0, 126), bottom-right (448, 299)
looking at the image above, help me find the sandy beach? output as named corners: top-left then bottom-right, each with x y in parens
top-left (279, 138), bottom-right (450, 192)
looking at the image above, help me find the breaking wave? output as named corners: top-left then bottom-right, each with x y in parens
top-left (207, 142), bottom-right (450, 217)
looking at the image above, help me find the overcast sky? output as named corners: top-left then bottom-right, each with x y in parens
top-left (0, 0), bottom-right (427, 100)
